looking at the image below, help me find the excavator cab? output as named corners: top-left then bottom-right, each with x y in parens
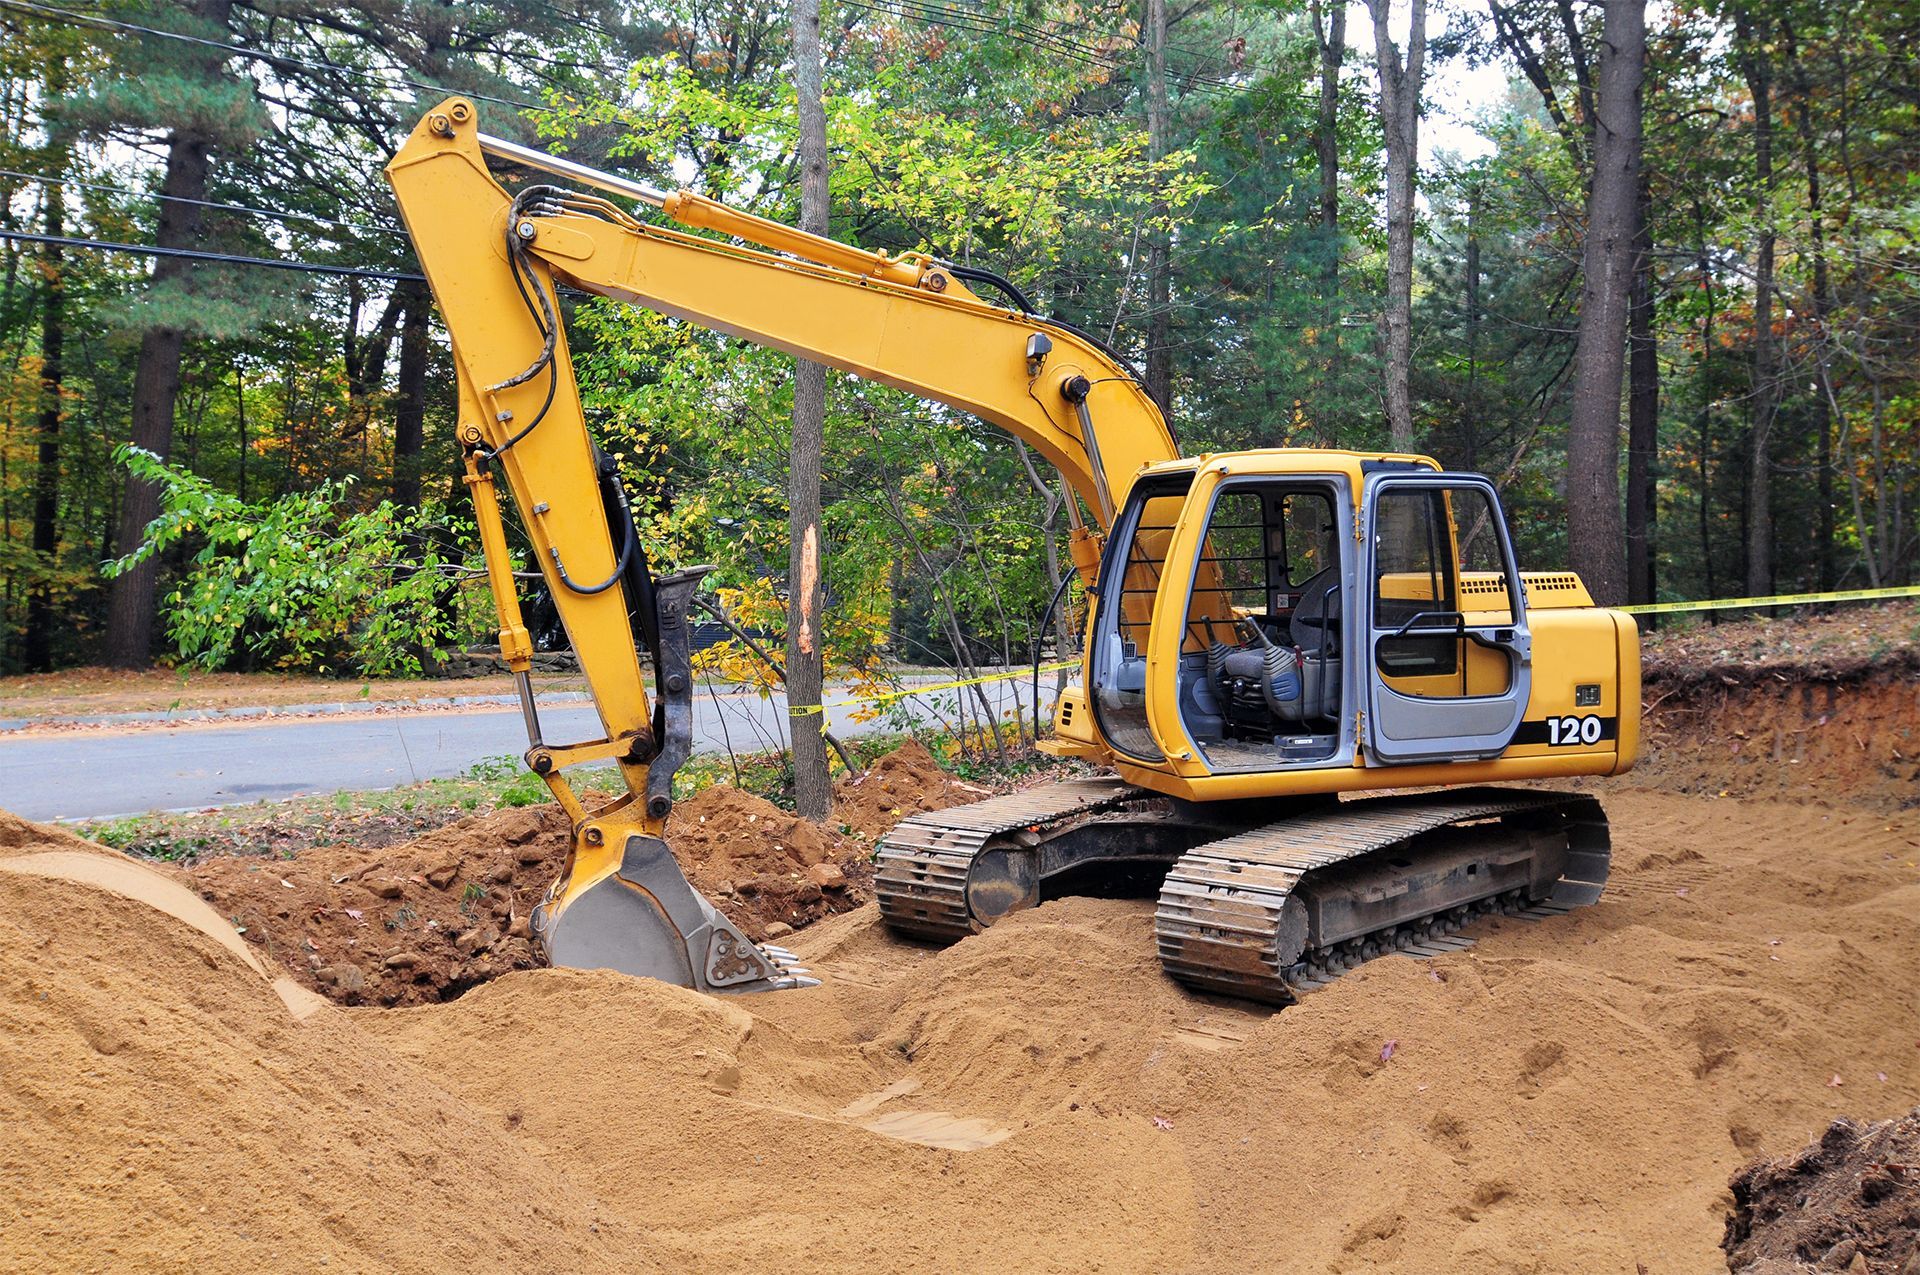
top-left (1088, 460), bottom-right (1538, 779)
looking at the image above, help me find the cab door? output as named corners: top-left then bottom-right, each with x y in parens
top-left (1361, 472), bottom-right (1531, 763)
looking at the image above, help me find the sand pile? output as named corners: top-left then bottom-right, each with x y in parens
top-left (185, 783), bottom-right (874, 1007)
top-left (1724, 1108), bottom-right (1920, 1274)
top-left (0, 810), bottom-right (642, 1273)
top-left (366, 789), bottom-right (1920, 1273)
top-left (6, 724), bottom-right (1920, 1270)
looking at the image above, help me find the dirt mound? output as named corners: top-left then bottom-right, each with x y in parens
top-left (1627, 604), bottom-right (1920, 810)
top-left (1641, 604), bottom-right (1920, 685)
top-left (1724, 1109), bottom-right (1920, 1274)
top-left (184, 803), bottom-right (562, 1008)
top-left (669, 784), bottom-right (870, 939)
top-left (833, 738), bottom-right (991, 838)
top-left (183, 782), bottom-right (876, 1007)
top-left (0, 807), bottom-right (98, 856)
top-left (0, 816), bottom-right (644, 1273)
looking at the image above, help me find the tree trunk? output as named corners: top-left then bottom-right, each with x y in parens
top-left (24, 103), bottom-right (66, 673)
top-left (391, 279), bottom-right (430, 510)
top-left (233, 358), bottom-right (248, 503)
top-left (1312, 0), bottom-right (1346, 308)
top-left (1366, 0), bottom-right (1425, 450)
top-left (1735, 9), bottom-right (1777, 597)
top-left (1563, 0), bottom-right (1643, 606)
top-left (1143, 0), bottom-right (1173, 414)
top-left (1625, 166), bottom-right (1659, 607)
top-left (104, 0), bottom-right (231, 668)
top-left (787, 0), bottom-right (832, 821)
top-left (1784, 22), bottom-right (1835, 591)
top-left (1464, 183), bottom-right (1481, 471)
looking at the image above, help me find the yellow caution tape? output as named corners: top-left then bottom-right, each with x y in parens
top-left (785, 658), bottom-right (1080, 726)
top-left (771, 585), bottom-right (1917, 731)
top-left (1621, 584), bottom-right (1920, 616)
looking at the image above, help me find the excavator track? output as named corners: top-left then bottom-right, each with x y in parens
top-left (1154, 788), bottom-right (1610, 1003)
top-left (874, 777), bottom-right (1145, 941)
top-left (877, 780), bottom-right (1609, 1005)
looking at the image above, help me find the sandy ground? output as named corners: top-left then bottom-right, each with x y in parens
top-left (2, 777), bottom-right (1916, 1273)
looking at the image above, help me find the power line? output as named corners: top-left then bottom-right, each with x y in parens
top-left (0, 229), bottom-right (425, 282)
top-left (0, 167), bottom-right (407, 238)
top-left (0, 0), bottom-right (547, 115)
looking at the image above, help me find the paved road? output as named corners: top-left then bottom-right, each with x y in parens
top-left (0, 679), bottom-right (1057, 822)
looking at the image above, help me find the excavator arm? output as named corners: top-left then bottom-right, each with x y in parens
top-left (383, 98), bottom-right (1178, 990)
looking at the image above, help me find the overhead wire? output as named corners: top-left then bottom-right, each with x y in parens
top-left (0, 167), bottom-right (407, 238)
top-left (0, 228), bottom-right (426, 282)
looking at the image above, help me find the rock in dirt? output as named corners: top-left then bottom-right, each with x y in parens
top-left (317, 963), bottom-right (366, 994)
top-left (1725, 1107), bottom-right (1920, 1275)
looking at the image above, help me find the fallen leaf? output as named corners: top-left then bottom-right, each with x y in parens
top-left (344, 908), bottom-right (363, 921)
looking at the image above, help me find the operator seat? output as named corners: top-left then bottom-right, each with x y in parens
top-left (1288, 566), bottom-right (1342, 721)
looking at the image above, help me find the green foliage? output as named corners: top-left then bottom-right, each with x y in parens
top-left (104, 446), bottom-right (489, 676)
top-left (5, 0), bottom-right (1920, 681)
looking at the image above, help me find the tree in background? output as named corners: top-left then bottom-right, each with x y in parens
top-left (1366, 0), bottom-right (1425, 450)
top-left (787, 0), bottom-right (832, 818)
top-left (0, 0), bottom-right (1915, 694)
top-left (1564, 0), bottom-right (1645, 606)
top-left (94, 0), bottom-right (260, 666)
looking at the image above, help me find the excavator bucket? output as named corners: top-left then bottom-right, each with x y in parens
top-left (513, 567), bottom-right (817, 995)
top-left (534, 835), bottom-right (817, 993)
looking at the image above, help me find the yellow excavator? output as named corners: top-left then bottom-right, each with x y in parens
top-left (385, 100), bottom-right (1638, 1004)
